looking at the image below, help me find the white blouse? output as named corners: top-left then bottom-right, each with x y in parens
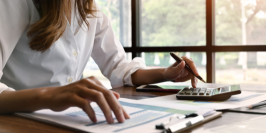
top-left (0, 0), bottom-right (145, 93)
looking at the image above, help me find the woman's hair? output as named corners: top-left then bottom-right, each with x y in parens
top-left (28, 0), bottom-right (96, 52)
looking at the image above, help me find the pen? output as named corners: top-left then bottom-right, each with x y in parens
top-left (247, 101), bottom-right (266, 109)
top-left (170, 52), bottom-right (206, 83)
top-left (163, 115), bottom-right (204, 133)
top-left (156, 113), bottom-right (198, 129)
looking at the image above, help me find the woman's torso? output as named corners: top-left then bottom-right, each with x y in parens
top-left (1, 0), bottom-right (98, 90)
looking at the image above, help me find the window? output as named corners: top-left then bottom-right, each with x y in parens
top-left (214, 0), bottom-right (266, 85)
top-left (96, 0), bottom-right (132, 47)
top-left (83, 0), bottom-right (132, 88)
top-left (125, 0), bottom-right (266, 85)
top-left (141, 0), bottom-right (206, 47)
top-left (85, 0), bottom-right (266, 87)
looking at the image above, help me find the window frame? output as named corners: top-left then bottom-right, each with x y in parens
top-left (124, 0), bottom-right (266, 83)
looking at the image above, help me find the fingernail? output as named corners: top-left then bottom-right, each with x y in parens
top-left (92, 117), bottom-right (97, 123)
top-left (107, 116), bottom-right (114, 124)
top-left (117, 115), bottom-right (125, 123)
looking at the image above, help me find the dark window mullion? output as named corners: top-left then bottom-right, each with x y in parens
top-left (206, 0), bottom-right (215, 83)
top-left (131, 0), bottom-right (141, 58)
top-left (125, 45), bottom-right (266, 53)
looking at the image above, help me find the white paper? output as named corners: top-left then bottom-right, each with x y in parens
top-left (16, 98), bottom-right (214, 133)
top-left (141, 91), bottom-right (266, 110)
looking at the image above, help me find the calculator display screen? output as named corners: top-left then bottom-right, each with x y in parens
top-left (230, 85), bottom-right (241, 91)
top-left (219, 85), bottom-right (241, 94)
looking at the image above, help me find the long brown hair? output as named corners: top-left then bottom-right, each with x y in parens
top-left (28, 0), bottom-right (96, 52)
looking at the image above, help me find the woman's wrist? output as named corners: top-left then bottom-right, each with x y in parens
top-left (36, 87), bottom-right (53, 110)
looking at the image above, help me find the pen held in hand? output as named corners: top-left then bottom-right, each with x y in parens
top-left (170, 52), bottom-right (206, 83)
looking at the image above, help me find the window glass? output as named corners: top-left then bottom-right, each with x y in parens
top-left (216, 0), bottom-right (266, 45)
top-left (215, 52), bottom-right (266, 85)
top-left (141, 0), bottom-right (206, 47)
top-left (96, 0), bottom-right (132, 47)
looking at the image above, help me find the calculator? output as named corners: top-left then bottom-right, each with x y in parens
top-left (176, 84), bottom-right (241, 101)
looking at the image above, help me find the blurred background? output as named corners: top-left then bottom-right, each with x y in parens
top-left (84, 0), bottom-right (266, 88)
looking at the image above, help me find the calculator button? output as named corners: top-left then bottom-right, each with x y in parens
top-left (212, 88), bottom-right (220, 95)
top-left (184, 88), bottom-right (193, 95)
top-left (179, 91), bottom-right (185, 95)
top-left (192, 88), bottom-right (200, 95)
top-left (179, 88), bottom-right (188, 95)
top-left (206, 90), bottom-right (212, 95)
top-left (199, 88), bottom-right (207, 95)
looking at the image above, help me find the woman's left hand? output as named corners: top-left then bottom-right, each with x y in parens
top-left (163, 56), bottom-right (199, 88)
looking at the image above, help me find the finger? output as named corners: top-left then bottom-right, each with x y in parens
top-left (191, 75), bottom-right (198, 88)
top-left (174, 73), bottom-right (193, 82)
top-left (182, 56), bottom-right (199, 76)
top-left (122, 106), bottom-right (130, 119)
top-left (175, 68), bottom-right (189, 79)
top-left (87, 76), bottom-right (106, 88)
top-left (78, 88), bottom-right (114, 124)
top-left (171, 61), bottom-right (180, 67)
top-left (175, 74), bottom-right (198, 88)
top-left (85, 77), bottom-right (120, 100)
top-left (93, 91), bottom-right (114, 124)
top-left (81, 79), bottom-right (125, 123)
top-left (72, 95), bottom-right (97, 123)
top-left (173, 61), bottom-right (185, 69)
top-left (112, 91), bottom-right (120, 99)
top-left (101, 90), bottom-right (125, 123)
top-left (171, 61), bottom-right (186, 77)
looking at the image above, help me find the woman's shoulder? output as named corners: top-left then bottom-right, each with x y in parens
top-left (0, 0), bottom-right (30, 17)
top-left (0, 0), bottom-right (29, 9)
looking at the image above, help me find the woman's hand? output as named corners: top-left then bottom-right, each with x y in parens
top-left (40, 76), bottom-right (130, 124)
top-left (163, 56), bottom-right (199, 88)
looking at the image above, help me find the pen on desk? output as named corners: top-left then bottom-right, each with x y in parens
top-left (162, 115), bottom-right (204, 133)
top-left (247, 101), bottom-right (266, 109)
top-left (170, 52), bottom-right (206, 83)
top-left (156, 113), bottom-right (198, 129)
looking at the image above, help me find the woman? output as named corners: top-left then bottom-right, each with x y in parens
top-left (0, 0), bottom-right (199, 124)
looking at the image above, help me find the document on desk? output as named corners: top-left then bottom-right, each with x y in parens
top-left (16, 98), bottom-right (216, 133)
top-left (196, 115), bottom-right (266, 133)
top-left (140, 91), bottom-right (266, 110)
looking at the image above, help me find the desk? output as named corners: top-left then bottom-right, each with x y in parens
top-left (0, 85), bottom-right (265, 133)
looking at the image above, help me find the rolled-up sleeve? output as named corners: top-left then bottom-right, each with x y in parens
top-left (0, 83), bottom-right (15, 94)
top-left (91, 12), bottom-right (146, 88)
top-left (0, 0), bottom-right (29, 93)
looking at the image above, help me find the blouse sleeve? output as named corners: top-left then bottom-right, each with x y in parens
top-left (0, 0), bottom-right (30, 93)
top-left (91, 11), bottom-right (146, 88)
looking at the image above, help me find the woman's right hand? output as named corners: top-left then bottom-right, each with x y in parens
top-left (39, 76), bottom-right (130, 124)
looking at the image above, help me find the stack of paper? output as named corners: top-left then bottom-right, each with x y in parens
top-left (16, 98), bottom-right (218, 133)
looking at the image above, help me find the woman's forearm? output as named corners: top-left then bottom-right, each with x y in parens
top-left (0, 88), bottom-right (48, 114)
top-left (131, 59), bottom-right (198, 87)
top-left (0, 77), bottom-right (130, 123)
top-left (131, 68), bottom-right (167, 85)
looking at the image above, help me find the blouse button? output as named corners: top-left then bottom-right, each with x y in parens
top-left (73, 51), bottom-right (78, 57)
top-left (68, 78), bottom-right (73, 83)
